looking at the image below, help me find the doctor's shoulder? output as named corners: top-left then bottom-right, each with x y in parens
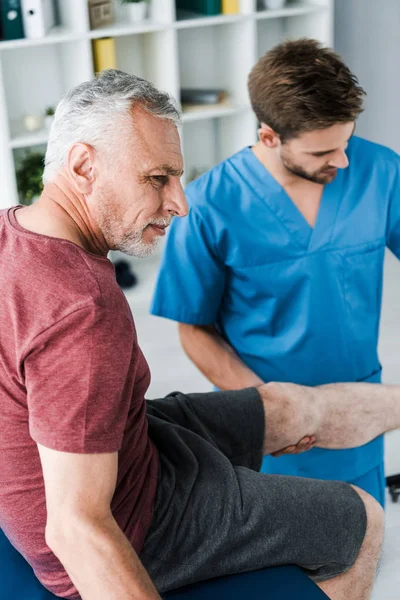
top-left (349, 135), bottom-right (400, 177)
top-left (184, 153), bottom-right (244, 216)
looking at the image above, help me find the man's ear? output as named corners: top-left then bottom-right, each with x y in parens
top-left (67, 143), bottom-right (96, 194)
top-left (258, 123), bottom-right (280, 149)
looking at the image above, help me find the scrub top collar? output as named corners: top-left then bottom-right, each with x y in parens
top-left (230, 146), bottom-right (346, 253)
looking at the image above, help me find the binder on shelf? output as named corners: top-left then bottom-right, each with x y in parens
top-left (176, 0), bottom-right (221, 17)
top-left (21, 0), bottom-right (55, 40)
top-left (1, 0), bottom-right (25, 40)
top-left (92, 37), bottom-right (117, 73)
top-left (222, 0), bottom-right (239, 14)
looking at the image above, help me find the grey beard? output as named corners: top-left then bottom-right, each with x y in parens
top-left (115, 217), bottom-right (172, 258)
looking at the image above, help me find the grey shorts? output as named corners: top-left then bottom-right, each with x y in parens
top-left (141, 388), bottom-right (367, 593)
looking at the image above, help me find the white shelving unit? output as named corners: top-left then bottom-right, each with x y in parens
top-left (0, 0), bottom-right (333, 208)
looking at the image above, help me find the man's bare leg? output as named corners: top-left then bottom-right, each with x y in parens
top-left (258, 381), bottom-right (400, 456)
top-left (316, 486), bottom-right (384, 600)
top-left (257, 384), bottom-right (386, 600)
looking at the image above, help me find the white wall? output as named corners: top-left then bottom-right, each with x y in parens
top-left (335, 1), bottom-right (400, 475)
top-left (335, 0), bottom-right (400, 153)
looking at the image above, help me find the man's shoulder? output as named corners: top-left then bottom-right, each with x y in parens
top-left (0, 226), bottom-right (123, 338)
top-left (349, 136), bottom-right (400, 166)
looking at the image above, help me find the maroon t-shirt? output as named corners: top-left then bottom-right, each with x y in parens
top-left (0, 207), bottom-right (159, 599)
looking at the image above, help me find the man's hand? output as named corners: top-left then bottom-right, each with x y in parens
top-left (271, 435), bottom-right (316, 457)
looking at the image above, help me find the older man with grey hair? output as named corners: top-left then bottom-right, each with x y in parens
top-left (1, 69), bottom-right (399, 600)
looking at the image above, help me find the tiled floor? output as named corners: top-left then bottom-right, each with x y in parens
top-left (125, 249), bottom-right (400, 599)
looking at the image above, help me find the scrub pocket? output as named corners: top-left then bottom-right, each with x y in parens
top-left (340, 242), bottom-right (385, 341)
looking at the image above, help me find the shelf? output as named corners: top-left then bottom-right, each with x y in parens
top-left (0, 0), bottom-right (333, 209)
top-left (0, 5), bottom-right (328, 51)
top-left (8, 106), bottom-right (252, 145)
top-left (0, 26), bottom-right (83, 51)
top-left (88, 20), bottom-right (168, 39)
top-left (181, 103), bottom-right (250, 123)
top-left (9, 130), bottom-right (49, 150)
top-left (255, 2), bottom-right (327, 19)
top-left (175, 11), bottom-right (247, 29)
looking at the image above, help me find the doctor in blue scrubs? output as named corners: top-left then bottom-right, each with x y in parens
top-left (151, 39), bottom-right (400, 506)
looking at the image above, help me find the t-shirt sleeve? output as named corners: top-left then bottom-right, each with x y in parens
top-left (24, 303), bottom-right (135, 454)
top-left (150, 203), bottom-right (226, 325)
top-left (386, 158), bottom-right (400, 259)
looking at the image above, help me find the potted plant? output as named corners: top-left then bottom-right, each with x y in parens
top-left (16, 152), bottom-right (45, 205)
top-left (44, 106), bottom-right (55, 130)
top-left (120, 0), bottom-right (148, 22)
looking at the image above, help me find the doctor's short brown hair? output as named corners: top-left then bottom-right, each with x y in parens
top-left (248, 38), bottom-right (365, 141)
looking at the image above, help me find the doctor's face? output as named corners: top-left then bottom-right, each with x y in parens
top-left (280, 122), bottom-right (355, 184)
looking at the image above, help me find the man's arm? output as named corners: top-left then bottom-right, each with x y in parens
top-left (38, 445), bottom-right (161, 600)
top-left (179, 323), bottom-right (263, 390)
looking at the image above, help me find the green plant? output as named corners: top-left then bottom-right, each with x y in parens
top-left (16, 152), bottom-right (45, 205)
top-left (45, 106), bottom-right (55, 116)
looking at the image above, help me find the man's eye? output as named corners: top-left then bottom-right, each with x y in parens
top-left (151, 175), bottom-right (168, 186)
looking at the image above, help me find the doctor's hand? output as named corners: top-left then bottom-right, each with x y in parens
top-left (271, 435), bottom-right (316, 458)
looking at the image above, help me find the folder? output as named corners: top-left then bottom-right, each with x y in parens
top-left (1, 0), bottom-right (24, 40)
top-left (222, 0), bottom-right (239, 13)
top-left (21, 0), bottom-right (54, 39)
top-left (176, 0), bottom-right (221, 17)
top-left (92, 37), bottom-right (117, 73)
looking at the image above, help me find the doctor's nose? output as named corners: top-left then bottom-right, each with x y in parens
top-left (329, 149), bottom-right (349, 170)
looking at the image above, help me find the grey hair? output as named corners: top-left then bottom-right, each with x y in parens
top-left (43, 69), bottom-right (181, 183)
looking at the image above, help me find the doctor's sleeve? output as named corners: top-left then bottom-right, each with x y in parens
top-left (386, 161), bottom-right (400, 259)
top-left (150, 207), bottom-right (226, 325)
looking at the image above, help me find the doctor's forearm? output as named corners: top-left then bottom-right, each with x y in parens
top-left (178, 323), bottom-right (263, 390)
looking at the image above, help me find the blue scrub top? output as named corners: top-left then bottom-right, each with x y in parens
top-left (151, 136), bottom-right (400, 482)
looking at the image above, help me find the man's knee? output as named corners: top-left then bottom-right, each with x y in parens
top-left (350, 484), bottom-right (385, 548)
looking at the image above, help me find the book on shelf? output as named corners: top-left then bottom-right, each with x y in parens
top-left (222, 0), bottom-right (239, 14)
top-left (92, 37), bottom-right (117, 73)
top-left (181, 88), bottom-right (228, 105)
top-left (1, 0), bottom-right (25, 40)
top-left (21, 0), bottom-right (55, 40)
top-left (176, 0), bottom-right (221, 17)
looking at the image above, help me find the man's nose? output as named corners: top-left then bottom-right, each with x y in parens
top-left (330, 149), bottom-right (349, 169)
top-left (165, 181), bottom-right (189, 217)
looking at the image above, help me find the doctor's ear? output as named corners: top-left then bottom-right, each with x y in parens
top-left (258, 123), bottom-right (280, 148)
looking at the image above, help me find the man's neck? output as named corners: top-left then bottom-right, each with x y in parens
top-left (15, 171), bottom-right (109, 256)
top-left (251, 141), bottom-right (323, 228)
top-left (251, 141), bottom-right (321, 192)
